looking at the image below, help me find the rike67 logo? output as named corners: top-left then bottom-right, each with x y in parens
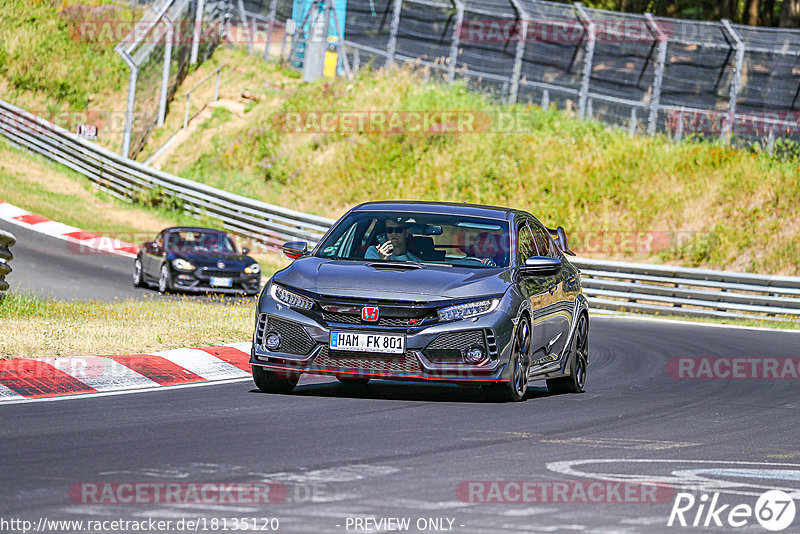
top-left (668, 490), bottom-right (796, 531)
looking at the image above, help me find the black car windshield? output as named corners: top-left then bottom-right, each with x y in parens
top-left (166, 231), bottom-right (237, 254)
top-left (315, 211), bottom-right (511, 268)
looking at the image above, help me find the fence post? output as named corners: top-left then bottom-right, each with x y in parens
top-left (237, 0), bottom-right (252, 54)
top-left (447, 0), bottom-right (465, 83)
top-left (385, 0), bottom-right (402, 68)
top-left (542, 88), bottom-right (549, 110)
top-left (645, 13), bottom-right (668, 135)
top-left (116, 46), bottom-right (138, 158)
top-left (574, 3), bottom-right (596, 119)
top-left (629, 107), bottom-right (638, 136)
top-left (721, 19), bottom-right (745, 141)
top-left (158, 16), bottom-right (175, 127)
top-left (264, 0), bottom-right (278, 61)
top-left (190, 0), bottom-right (206, 64)
top-left (508, 0), bottom-right (529, 105)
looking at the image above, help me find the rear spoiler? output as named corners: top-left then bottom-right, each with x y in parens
top-left (547, 226), bottom-right (576, 256)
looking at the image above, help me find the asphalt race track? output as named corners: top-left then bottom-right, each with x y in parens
top-left (2, 220), bottom-right (800, 533)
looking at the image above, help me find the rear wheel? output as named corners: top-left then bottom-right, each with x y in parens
top-left (483, 318), bottom-right (531, 402)
top-left (133, 257), bottom-right (145, 288)
top-left (337, 376), bottom-right (370, 385)
top-left (547, 314), bottom-right (588, 394)
top-left (252, 366), bottom-right (299, 394)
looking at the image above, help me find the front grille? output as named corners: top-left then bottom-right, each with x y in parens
top-left (424, 330), bottom-right (487, 363)
top-left (321, 312), bottom-right (418, 327)
top-left (201, 269), bottom-right (241, 278)
top-left (313, 346), bottom-right (421, 375)
top-left (256, 314), bottom-right (315, 355)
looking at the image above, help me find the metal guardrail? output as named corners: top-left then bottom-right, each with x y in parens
top-left (1, 98), bottom-right (799, 322)
top-left (0, 230), bottom-right (16, 296)
top-left (0, 98), bottom-right (334, 249)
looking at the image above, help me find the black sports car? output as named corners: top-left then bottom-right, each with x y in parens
top-left (133, 227), bottom-right (261, 295)
top-left (250, 201), bottom-right (589, 401)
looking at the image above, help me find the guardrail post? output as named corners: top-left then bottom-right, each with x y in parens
top-left (159, 15), bottom-right (175, 127)
top-left (645, 13), bottom-right (668, 135)
top-left (385, 0), bottom-right (402, 68)
top-left (629, 107), bottom-right (638, 136)
top-left (447, 0), bottom-right (465, 83)
top-left (191, 0), bottom-right (206, 64)
top-left (574, 3), bottom-right (596, 120)
top-left (264, 0), bottom-right (279, 61)
top-left (508, 0), bottom-right (529, 105)
top-left (721, 19), bottom-right (745, 142)
top-left (542, 88), bottom-right (549, 109)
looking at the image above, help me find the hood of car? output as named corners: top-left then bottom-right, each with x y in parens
top-left (172, 252), bottom-right (253, 269)
top-left (273, 257), bottom-right (511, 301)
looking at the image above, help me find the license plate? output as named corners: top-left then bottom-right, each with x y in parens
top-left (330, 332), bottom-right (406, 354)
top-left (210, 277), bottom-right (233, 287)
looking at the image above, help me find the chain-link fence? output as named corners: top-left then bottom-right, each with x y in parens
top-left (228, 0), bottom-right (800, 151)
top-left (115, 0), bottom-right (230, 159)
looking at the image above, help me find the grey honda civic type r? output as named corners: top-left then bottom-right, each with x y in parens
top-left (250, 201), bottom-right (589, 401)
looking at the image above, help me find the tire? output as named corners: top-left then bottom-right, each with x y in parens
top-left (133, 257), bottom-right (145, 288)
top-left (337, 376), bottom-right (370, 385)
top-left (158, 264), bottom-right (171, 294)
top-left (252, 365), bottom-right (299, 394)
top-left (547, 313), bottom-right (588, 394)
top-left (483, 317), bottom-right (531, 402)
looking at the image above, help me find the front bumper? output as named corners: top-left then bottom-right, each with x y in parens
top-left (250, 296), bottom-right (517, 383)
top-left (172, 270), bottom-right (260, 294)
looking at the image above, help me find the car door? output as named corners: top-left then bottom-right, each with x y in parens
top-left (516, 222), bottom-right (547, 357)
top-left (142, 231), bottom-right (165, 281)
top-left (530, 222), bottom-right (572, 357)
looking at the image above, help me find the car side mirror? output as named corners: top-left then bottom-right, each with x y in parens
top-left (547, 226), bottom-right (576, 256)
top-left (521, 256), bottom-right (562, 276)
top-left (282, 241), bottom-right (308, 259)
top-left (242, 247), bottom-right (250, 255)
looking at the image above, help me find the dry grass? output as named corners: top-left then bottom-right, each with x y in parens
top-left (0, 293), bottom-right (257, 358)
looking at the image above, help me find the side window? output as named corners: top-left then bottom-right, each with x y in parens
top-left (518, 224), bottom-right (538, 264)
top-left (154, 232), bottom-right (164, 249)
top-left (530, 224), bottom-right (554, 258)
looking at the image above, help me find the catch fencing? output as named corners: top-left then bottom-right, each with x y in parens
top-left (115, 0), bottom-right (230, 159)
top-left (234, 0), bottom-right (800, 151)
top-left (2, 98), bottom-right (800, 322)
top-left (0, 231), bottom-right (15, 297)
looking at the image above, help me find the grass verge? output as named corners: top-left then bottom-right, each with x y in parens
top-left (0, 292), bottom-right (256, 358)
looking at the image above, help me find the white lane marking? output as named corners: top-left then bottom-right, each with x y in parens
top-left (225, 341), bottom-right (252, 354)
top-left (0, 383), bottom-right (22, 399)
top-left (592, 313), bottom-right (800, 334)
top-left (42, 356), bottom-right (158, 392)
top-left (156, 348), bottom-right (251, 381)
top-left (0, 376), bottom-right (253, 406)
top-left (260, 465), bottom-right (400, 484)
top-left (539, 437), bottom-right (701, 450)
top-left (30, 220), bottom-right (80, 237)
top-left (500, 508), bottom-right (558, 516)
top-left (546, 459), bottom-right (800, 498)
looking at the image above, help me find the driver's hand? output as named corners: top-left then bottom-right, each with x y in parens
top-left (481, 258), bottom-right (497, 267)
top-left (377, 241), bottom-right (393, 260)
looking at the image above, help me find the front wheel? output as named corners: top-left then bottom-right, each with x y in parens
top-left (483, 318), bottom-right (531, 402)
top-left (252, 366), bottom-right (299, 394)
top-left (547, 314), bottom-right (588, 394)
top-left (133, 257), bottom-right (145, 288)
top-left (158, 264), bottom-right (171, 294)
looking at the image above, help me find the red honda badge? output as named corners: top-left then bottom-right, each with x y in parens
top-left (362, 306), bottom-right (379, 322)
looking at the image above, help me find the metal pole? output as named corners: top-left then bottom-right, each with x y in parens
top-left (721, 19), bottom-right (745, 142)
top-left (264, 0), bottom-right (278, 61)
top-left (183, 93), bottom-right (191, 129)
top-left (158, 16), bottom-right (174, 127)
top-left (237, 0), bottom-right (251, 53)
top-left (508, 0), bottom-right (528, 105)
top-left (645, 13), bottom-right (667, 136)
top-left (542, 89), bottom-right (549, 110)
top-left (116, 46), bottom-right (138, 158)
top-left (328, 0), bottom-right (352, 76)
top-left (285, 7), bottom-right (316, 67)
top-left (190, 0), bottom-right (206, 64)
top-left (214, 68), bottom-right (222, 101)
top-left (629, 107), bottom-right (637, 136)
top-left (384, 0), bottom-right (402, 68)
top-left (574, 3), bottom-right (596, 120)
top-left (447, 0), bottom-right (465, 83)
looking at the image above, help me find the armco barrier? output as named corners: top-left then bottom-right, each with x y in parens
top-left (1, 99), bottom-right (799, 322)
top-left (0, 230), bottom-right (16, 296)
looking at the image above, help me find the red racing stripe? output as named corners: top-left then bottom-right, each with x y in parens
top-left (63, 231), bottom-right (101, 241)
top-left (198, 346), bottom-right (252, 372)
top-left (102, 354), bottom-right (205, 385)
top-left (14, 214), bottom-right (49, 225)
top-left (0, 359), bottom-right (97, 398)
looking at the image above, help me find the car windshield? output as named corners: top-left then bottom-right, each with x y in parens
top-left (315, 211), bottom-right (511, 268)
top-left (166, 231), bottom-right (237, 254)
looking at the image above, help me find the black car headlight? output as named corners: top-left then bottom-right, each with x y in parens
top-left (269, 283), bottom-right (313, 310)
top-left (437, 299), bottom-right (500, 322)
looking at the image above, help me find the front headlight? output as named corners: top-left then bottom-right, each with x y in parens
top-left (172, 258), bottom-right (195, 271)
top-left (437, 299), bottom-right (500, 322)
top-left (245, 263), bottom-right (261, 274)
top-left (269, 283), bottom-right (313, 310)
